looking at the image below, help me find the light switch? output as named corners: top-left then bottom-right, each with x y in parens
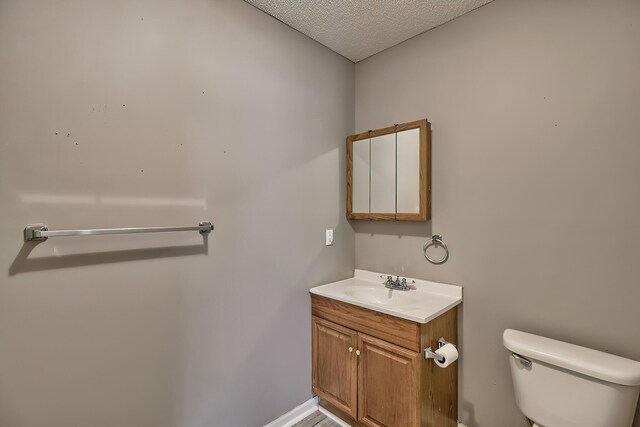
top-left (325, 228), bottom-right (334, 246)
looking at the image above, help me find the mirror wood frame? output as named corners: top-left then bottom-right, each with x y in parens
top-left (346, 119), bottom-right (431, 221)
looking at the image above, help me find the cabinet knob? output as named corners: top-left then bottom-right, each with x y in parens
top-left (348, 347), bottom-right (353, 353)
top-left (355, 350), bottom-right (361, 356)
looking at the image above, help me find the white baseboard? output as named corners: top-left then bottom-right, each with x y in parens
top-left (262, 397), bottom-right (319, 427)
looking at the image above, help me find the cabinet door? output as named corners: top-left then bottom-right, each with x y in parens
top-left (312, 316), bottom-right (358, 418)
top-left (357, 334), bottom-right (421, 427)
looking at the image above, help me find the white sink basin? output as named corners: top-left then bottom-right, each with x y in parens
top-left (310, 270), bottom-right (462, 324)
top-left (342, 285), bottom-right (417, 307)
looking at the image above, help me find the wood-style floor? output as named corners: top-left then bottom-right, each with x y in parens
top-left (291, 411), bottom-right (341, 427)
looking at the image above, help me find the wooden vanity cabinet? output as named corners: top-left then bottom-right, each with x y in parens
top-left (311, 295), bottom-right (458, 427)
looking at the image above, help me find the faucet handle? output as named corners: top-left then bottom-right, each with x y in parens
top-left (400, 278), bottom-right (415, 289)
top-left (381, 275), bottom-right (394, 287)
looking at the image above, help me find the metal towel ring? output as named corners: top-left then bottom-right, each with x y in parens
top-left (423, 234), bottom-right (449, 265)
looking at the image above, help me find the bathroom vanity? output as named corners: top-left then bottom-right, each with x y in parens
top-left (310, 270), bottom-right (462, 427)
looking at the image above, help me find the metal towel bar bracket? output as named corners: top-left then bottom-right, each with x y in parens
top-left (24, 221), bottom-right (214, 242)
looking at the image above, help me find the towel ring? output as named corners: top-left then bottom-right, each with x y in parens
top-left (423, 234), bottom-right (449, 265)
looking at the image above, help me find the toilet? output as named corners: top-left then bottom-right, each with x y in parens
top-left (503, 329), bottom-right (640, 427)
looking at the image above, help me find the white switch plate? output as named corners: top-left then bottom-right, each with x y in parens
top-left (325, 228), bottom-right (334, 246)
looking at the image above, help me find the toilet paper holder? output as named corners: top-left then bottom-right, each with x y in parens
top-left (424, 338), bottom-right (452, 362)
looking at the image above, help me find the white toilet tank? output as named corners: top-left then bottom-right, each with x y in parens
top-left (503, 329), bottom-right (640, 427)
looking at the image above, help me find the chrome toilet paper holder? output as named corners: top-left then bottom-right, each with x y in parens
top-left (424, 337), bottom-right (450, 362)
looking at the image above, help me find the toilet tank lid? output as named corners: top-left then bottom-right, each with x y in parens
top-left (503, 329), bottom-right (640, 386)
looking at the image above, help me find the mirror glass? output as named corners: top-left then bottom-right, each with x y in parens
top-left (351, 138), bottom-right (370, 213)
top-left (370, 133), bottom-right (396, 213)
top-left (396, 128), bottom-right (420, 214)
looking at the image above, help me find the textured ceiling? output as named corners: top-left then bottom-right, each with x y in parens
top-left (244, 0), bottom-right (493, 62)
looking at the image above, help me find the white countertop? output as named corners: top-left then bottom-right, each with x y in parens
top-left (310, 269), bottom-right (462, 324)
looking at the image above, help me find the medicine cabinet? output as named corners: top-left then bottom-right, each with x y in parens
top-left (347, 119), bottom-right (431, 221)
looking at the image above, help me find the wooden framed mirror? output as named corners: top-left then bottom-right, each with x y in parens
top-left (347, 119), bottom-right (431, 221)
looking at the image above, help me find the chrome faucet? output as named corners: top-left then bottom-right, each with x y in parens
top-left (381, 275), bottom-right (415, 291)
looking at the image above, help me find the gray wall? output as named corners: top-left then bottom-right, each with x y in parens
top-left (354, 1), bottom-right (640, 426)
top-left (0, 0), bottom-right (354, 426)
